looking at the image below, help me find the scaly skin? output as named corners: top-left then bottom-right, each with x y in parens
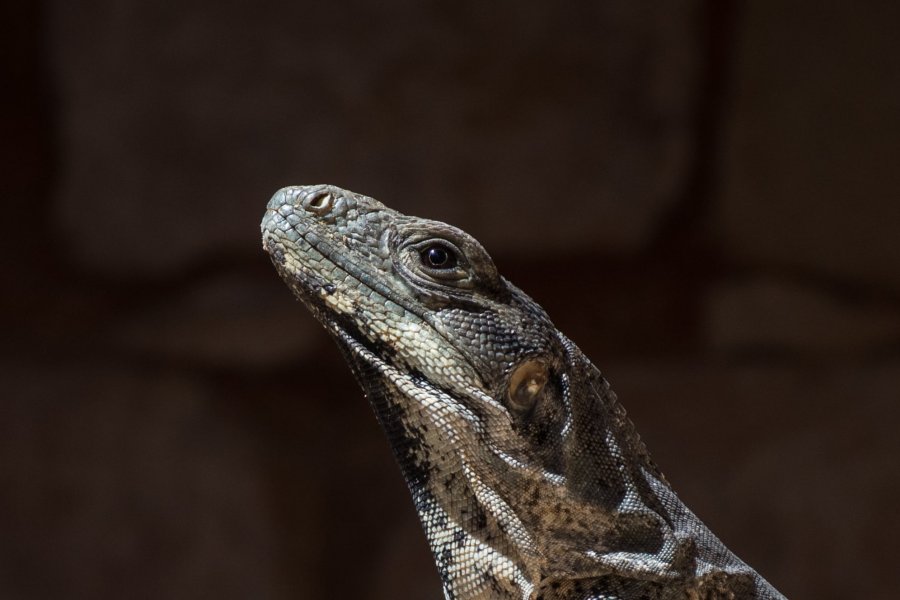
top-left (261, 184), bottom-right (786, 600)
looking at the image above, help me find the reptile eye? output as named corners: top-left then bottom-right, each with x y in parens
top-left (421, 245), bottom-right (458, 269)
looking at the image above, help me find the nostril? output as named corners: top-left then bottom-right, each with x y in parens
top-left (304, 191), bottom-right (333, 215)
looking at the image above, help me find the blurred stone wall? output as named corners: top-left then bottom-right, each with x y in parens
top-left (2, 1), bottom-right (898, 599)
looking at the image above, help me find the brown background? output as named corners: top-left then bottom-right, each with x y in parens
top-left (3, 2), bottom-right (899, 599)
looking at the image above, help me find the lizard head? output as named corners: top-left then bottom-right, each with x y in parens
top-left (261, 184), bottom-right (566, 399)
top-left (262, 185), bottom-right (676, 593)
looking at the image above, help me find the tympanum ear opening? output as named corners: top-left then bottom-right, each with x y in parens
top-left (507, 359), bottom-right (549, 412)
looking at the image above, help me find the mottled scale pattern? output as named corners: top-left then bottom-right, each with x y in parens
top-left (261, 185), bottom-right (786, 600)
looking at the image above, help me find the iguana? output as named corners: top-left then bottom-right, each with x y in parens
top-left (261, 184), bottom-right (786, 599)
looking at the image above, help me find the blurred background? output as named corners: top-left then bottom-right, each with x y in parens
top-left (3, 1), bottom-right (899, 598)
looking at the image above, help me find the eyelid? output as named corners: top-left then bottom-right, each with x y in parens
top-left (402, 238), bottom-right (470, 285)
top-left (409, 239), bottom-right (465, 265)
top-left (391, 226), bottom-right (507, 299)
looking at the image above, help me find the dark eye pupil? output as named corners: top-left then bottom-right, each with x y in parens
top-left (427, 247), bottom-right (448, 266)
top-left (423, 245), bottom-right (455, 268)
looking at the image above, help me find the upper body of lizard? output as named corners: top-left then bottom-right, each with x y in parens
top-left (261, 184), bottom-right (786, 600)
